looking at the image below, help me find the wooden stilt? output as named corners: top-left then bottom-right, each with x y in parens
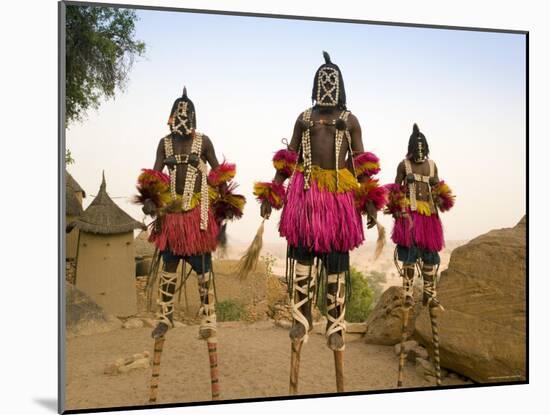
top-left (429, 306), bottom-right (442, 386)
top-left (207, 341), bottom-right (220, 400)
top-left (333, 350), bottom-right (344, 392)
top-left (149, 336), bottom-right (165, 403)
top-left (397, 307), bottom-right (410, 387)
top-left (289, 340), bottom-right (303, 395)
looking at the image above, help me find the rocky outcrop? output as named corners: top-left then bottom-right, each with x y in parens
top-left (415, 217), bottom-right (526, 383)
top-left (66, 283), bottom-right (121, 337)
top-left (364, 286), bottom-right (423, 345)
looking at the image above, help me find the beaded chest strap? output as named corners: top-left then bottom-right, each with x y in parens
top-left (300, 108), bottom-right (351, 190)
top-left (164, 134), bottom-right (209, 230)
top-left (404, 158), bottom-right (435, 213)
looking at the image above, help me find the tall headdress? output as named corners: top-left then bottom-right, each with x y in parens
top-left (168, 87), bottom-right (196, 135)
top-left (311, 51), bottom-right (347, 109)
top-left (407, 123), bottom-right (430, 163)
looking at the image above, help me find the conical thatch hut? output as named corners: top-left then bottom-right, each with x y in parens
top-left (66, 171), bottom-right (86, 260)
top-left (71, 172), bottom-right (145, 317)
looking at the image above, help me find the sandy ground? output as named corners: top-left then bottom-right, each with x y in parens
top-left (65, 320), bottom-right (469, 411)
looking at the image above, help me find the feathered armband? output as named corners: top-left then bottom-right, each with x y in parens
top-left (211, 182), bottom-right (246, 222)
top-left (134, 169), bottom-right (170, 208)
top-left (432, 180), bottom-right (455, 212)
top-left (208, 161), bottom-right (246, 222)
top-left (352, 151), bottom-right (387, 215)
top-left (208, 161), bottom-right (236, 187)
top-left (253, 181), bottom-right (286, 210)
top-left (353, 152), bottom-right (381, 179)
top-left (382, 183), bottom-right (408, 216)
top-left (355, 178), bottom-right (389, 214)
top-left (273, 149), bottom-right (298, 178)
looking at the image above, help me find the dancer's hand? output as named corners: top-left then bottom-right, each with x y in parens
top-left (260, 200), bottom-right (272, 219)
top-left (366, 201), bottom-right (377, 229)
top-left (142, 199), bottom-right (156, 216)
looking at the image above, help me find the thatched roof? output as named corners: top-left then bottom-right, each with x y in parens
top-left (66, 171), bottom-right (86, 197)
top-left (70, 172), bottom-right (145, 235)
top-left (66, 171), bottom-right (85, 217)
top-left (134, 230), bottom-right (156, 258)
top-left (66, 190), bottom-right (83, 217)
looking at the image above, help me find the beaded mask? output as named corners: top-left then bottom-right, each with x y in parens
top-left (312, 51), bottom-right (347, 109)
top-left (407, 123), bottom-right (430, 163)
top-left (168, 87), bottom-right (196, 136)
top-left (316, 66), bottom-right (340, 106)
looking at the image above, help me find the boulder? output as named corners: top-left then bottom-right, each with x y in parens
top-left (408, 344), bottom-right (429, 362)
top-left (346, 322), bottom-right (367, 334)
top-left (364, 286), bottom-right (422, 345)
top-left (393, 339), bottom-right (418, 356)
top-left (415, 217), bottom-right (526, 383)
top-left (416, 357), bottom-right (436, 378)
top-left (66, 283), bottom-right (121, 337)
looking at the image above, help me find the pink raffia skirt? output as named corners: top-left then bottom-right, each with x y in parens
top-left (149, 207), bottom-right (219, 256)
top-left (391, 212), bottom-right (444, 252)
top-left (279, 171), bottom-right (364, 253)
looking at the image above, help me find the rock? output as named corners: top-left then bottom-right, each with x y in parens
top-left (407, 344), bottom-right (429, 362)
top-left (424, 374), bottom-right (436, 383)
top-left (415, 217), bottom-right (526, 383)
top-left (66, 283), bottom-right (122, 337)
top-left (416, 357), bottom-right (436, 378)
top-left (118, 357), bottom-right (150, 373)
top-left (104, 351), bottom-right (151, 375)
top-left (122, 318), bottom-right (144, 329)
top-left (346, 322), bottom-right (367, 334)
top-left (394, 340), bottom-right (417, 356)
top-left (364, 286), bottom-right (422, 345)
top-left (103, 363), bottom-right (119, 376)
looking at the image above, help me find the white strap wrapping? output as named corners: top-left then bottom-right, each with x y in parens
top-left (326, 273), bottom-right (346, 351)
top-left (291, 265), bottom-right (315, 343)
top-left (156, 271), bottom-right (178, 328)
top-left (198, 273), bottom-right (218, 342)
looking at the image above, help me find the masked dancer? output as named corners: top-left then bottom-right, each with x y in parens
top-left (135, 87), bottom-right (245, 402)
top-left (253, 52), bottom-right (388, 394)
top-left (384, 123), bottom-right (455, 387)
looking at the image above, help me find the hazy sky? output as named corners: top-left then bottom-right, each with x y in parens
top-left (66, 8), bottom-right (526, 245)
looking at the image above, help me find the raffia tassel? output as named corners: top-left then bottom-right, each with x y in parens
top-left (235, 220), bottom-right (265, 280)
top-left (373, 220), bottom-right (386, 261)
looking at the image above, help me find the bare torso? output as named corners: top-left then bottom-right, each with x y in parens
top-left (153, 133), bottom-right (220, 194)
top-left (289, 107), bottom-right (364, 170)
top-left (395, 159), bottom-right (439, 202)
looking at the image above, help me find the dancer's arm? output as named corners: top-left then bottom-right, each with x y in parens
top-left (348, 115), bottom-right (376, 228)
top-left (203, 135), bottom-right (220, 170)
top-left (260, 115), bottom-right (303, 219)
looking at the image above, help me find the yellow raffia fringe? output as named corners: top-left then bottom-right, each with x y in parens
top-left (414, 200), bottom-right (432, 216)
top-left (273, 159), bottom-right (293, 171)
top-left (295, 165), bottom-right (358, 193)
top-left (253, 182), bottom-right (283, 208)
top-left (162, 186), bottom-right (221, 213)
top-left (355, 161), bottom-right (380, 177)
